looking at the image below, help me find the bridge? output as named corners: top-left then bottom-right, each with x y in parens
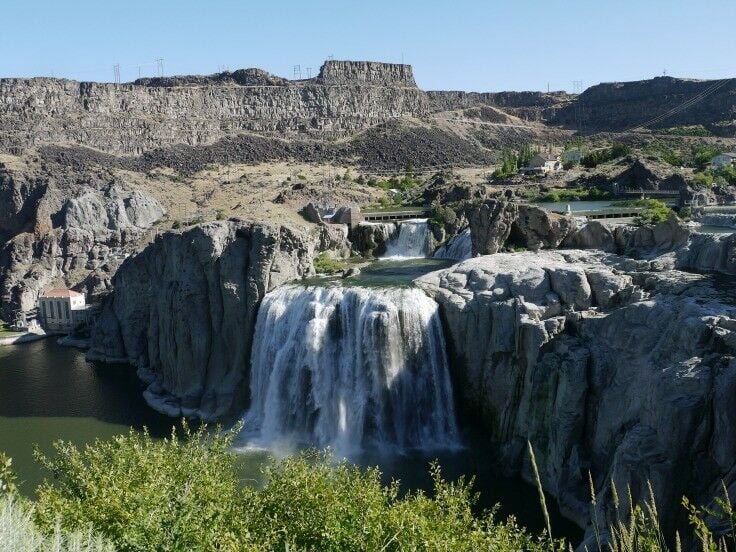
top-left (355, 207), bottom-right (431, 225)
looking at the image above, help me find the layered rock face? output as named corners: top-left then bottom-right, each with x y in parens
top-left (87, 220), bottom-right (350, 420)
top-left (0, 166), bottom-right (165, 319)
top-left (551, 76), bottom-right (736, 135)
top-left (417, 250), bottom-right (736, 540)
top-left (0, 61), bottom-right (428, 155)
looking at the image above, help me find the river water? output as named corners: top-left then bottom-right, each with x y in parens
top-left (0, 259), bottom-right (582, 541)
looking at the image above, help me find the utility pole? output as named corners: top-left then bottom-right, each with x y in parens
top-left (572, 80), bottom-right (585, 134)
top-left (113, 64), bottom-right (121, 85)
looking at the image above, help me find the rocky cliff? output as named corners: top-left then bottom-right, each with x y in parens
top-left (416, 249), bottom-right (736, 542)
top-left (87, 220), bottom-right (350, 420)
top-left (0, 164), bottom-right (165, 319)
top-left (551, 76), bottom-right (736, 135)
top-left (0, 61), bottom-right (428, 155)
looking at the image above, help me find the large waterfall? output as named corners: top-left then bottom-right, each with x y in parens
top-left (433, 229), bottom-right (472, 260)
top-left (243, 284), bottom-right (459, 456)
top-left (383, 219), bottom-right (431, 259)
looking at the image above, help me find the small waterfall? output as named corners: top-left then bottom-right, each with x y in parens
top-left (383, 219), bottom-right (431, 259)
top-left (699, 213), bottom-right (736, 229)
top-left (433, 229), bottom-right (472, 260)
top-left (244, 284), bottom-right (459, 456)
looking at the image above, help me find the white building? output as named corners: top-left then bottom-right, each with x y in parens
top-left (38, 289), bottom-right (89, 333)
top-left (711, 153), bottom-right (736, 168)
top-left (522, 154), bottom-right (563, 175)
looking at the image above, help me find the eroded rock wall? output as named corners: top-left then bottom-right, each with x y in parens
top-left (0, 61), bottom-right (428, 155)
top-left (87, 220), bottom-right (349, 420)
top-left (416, 250), bottom-right (736, 542)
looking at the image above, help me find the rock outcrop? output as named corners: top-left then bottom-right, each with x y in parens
top-left (87, 220), bottom-right (349, 420)
top-left (468, 200), bottom-right (577, 255)
top-left (417, 250), bottom-right (736, 542)
top-left (0, 166), bottom-right (165, 319)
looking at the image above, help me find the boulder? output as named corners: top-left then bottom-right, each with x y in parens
top-left (468, 199), bottom-right (518, 255)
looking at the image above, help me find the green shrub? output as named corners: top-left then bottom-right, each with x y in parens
top-left (313, 252), bottom-right (347, 274)
top-left (634, 199), bottom-right (674, 225)
top-left (693, 145), bottom-right (721, 167)
top-left (692, 171), bottom-right (715, 187)
top-left (216, 209), bottom-right (227, 221)
top-left (717, 164), bottom-right (736, 185)
top-left (33, 424), bottom-right (249, 552)
top-left (0, 453), bottom-right (16, 497)
top-left (429, 204), bottom-right (457, 229)
top-left (171, 220), bottom-right (182, 229)
top-left (581, 143), bottom-right (630, 168)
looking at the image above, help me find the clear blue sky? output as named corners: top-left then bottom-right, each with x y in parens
top-left (3, 0), bottom-right (735, 92)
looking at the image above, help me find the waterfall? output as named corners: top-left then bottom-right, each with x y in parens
top-left (244, 284), bottom-right (459, 456)
top-left (433, 229), bottom-right (472, 260)
top-left (699, 213), bottom-right (736, 229)
top-left (382, 219), bottom-right (431, 259)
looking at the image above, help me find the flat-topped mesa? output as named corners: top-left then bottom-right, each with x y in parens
top-left (317, 60), bottom-right (418, 87)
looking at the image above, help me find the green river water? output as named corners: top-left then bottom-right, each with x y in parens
top-left (0, 259), bottom-right (582, 541)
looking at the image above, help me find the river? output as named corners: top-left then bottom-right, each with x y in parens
top-left (0, 255), bottom-right (582, 541)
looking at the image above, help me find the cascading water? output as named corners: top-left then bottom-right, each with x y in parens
top-left (382, 219), bottom-right (431, 259)
top-left (243, 284), bottom-right (459, 456)
top-left (699, 213), bottom-right (736, 229)
top-left (433, 229), bottom-right (472, 261)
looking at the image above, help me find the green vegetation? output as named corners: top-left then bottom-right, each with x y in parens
top-left (691, 166), bottom-right (736, 188)
top-left (492, 144), bottom-right (538, 178)
top-left (527, 186), bottom-right (611, 203)
top-left (693, 145), bottom-right (721, 168)
top-left (216, 209), bottom-right (227, 221)
top-left (313, 252), bottom-right (348, 274)
top-left (657, 125), bottom-right (713, 137)
top-left (429, 203), bottom-right (458, 230)
top-left (692, 171), bottom-right (715, 187)
top-left (171, 220), bottom-right (182, 229)
top-left (1, 428), bottom-right (735, 551)
top-left (612, 199), bottom-right (674, 225)
top-left (580, 143), bottom-right (631, 168)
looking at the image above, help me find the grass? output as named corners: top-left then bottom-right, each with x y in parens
top-left (0, 496), bottom-right (113, 552)
top-left (0, 324), bottom-right (23, 336)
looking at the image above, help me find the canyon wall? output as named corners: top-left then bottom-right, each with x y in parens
top-left (417, 249), bottom-right (736, 543)
top-left (0, 164), bottom-right (165, 320)
top-left (551, 76), bottom-right (736, 134)
top-left (0, 61), bottom-right (428, 155)
top-left (87, 220), bottom-right (350, 421)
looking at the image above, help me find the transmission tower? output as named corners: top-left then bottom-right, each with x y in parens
top-left (306, 67), bottom-right (312, 79)
top-left (293, 65), bottom-right (302, 79)
top-left (113, 64), bottom-right (121, 84)
top-left (156, 58), bottom-right (164, 77)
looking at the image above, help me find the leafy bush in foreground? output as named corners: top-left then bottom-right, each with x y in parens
top-left (34, 425), bottom-right (248, 551)
top-left (5, 426), bottom-right (734, 551)
top-left (30, 427), bottom-right (563, 552)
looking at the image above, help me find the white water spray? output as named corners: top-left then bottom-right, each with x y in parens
top-left (243, 284), bottom-right (459, 456)
top-left (382, 219), bottom-right (431, 259)
top-left (433, 229), bottom-right (472, 260)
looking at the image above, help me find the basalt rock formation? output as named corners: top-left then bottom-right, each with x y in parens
top-left (87, 220), bottom-right (350, 420)
top-left (0, 164), bottom-right (165, 319)
top-left (551, 76), bottom-right (736, 135)
top-left (0, 61), bottom-right (429, 155)
top-left (416, 249), bottom-right (736, 543)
